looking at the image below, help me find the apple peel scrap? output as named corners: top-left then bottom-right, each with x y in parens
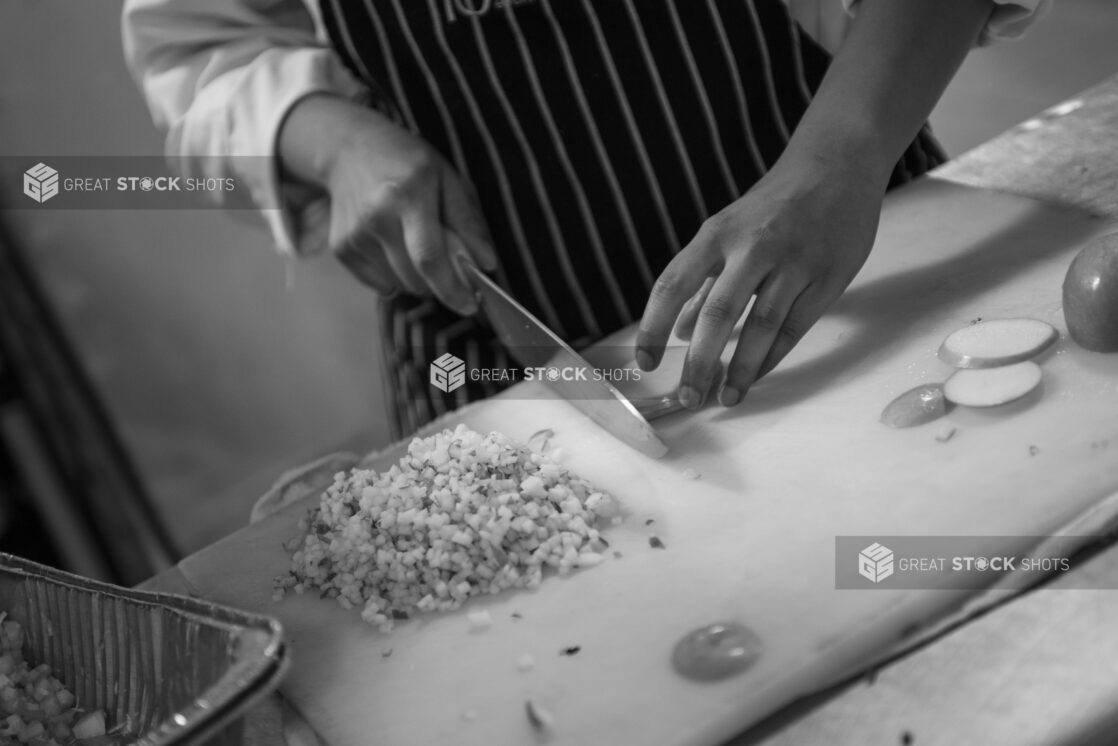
top-left (881, 384), bottom-right (949, 428)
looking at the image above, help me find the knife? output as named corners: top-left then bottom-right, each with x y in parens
top-left (459, 262), bottom-right (677, 458)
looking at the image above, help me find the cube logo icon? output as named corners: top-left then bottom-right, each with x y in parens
top-left (430, 353), bottom-right (466, 394)
top-left (23, 163), bottom-right (60, 204)
top-left (858, 542), bottom-right (894, 584)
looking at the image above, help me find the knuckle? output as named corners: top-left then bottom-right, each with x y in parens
top-left (369, 183), bottom-right (401, 209)
top-left (778, 319), bottom-right (806, 344)
top-left (750, 304), bottom-right (783, 332)
top-left (354, 210), bottom-right (387, 239)
top-left (650, 272), bottom-right (684, 303)
top-left (749, 238), bottom-right (785, 268)
top-left (379, 154), bottom-right (439, 202)
top-left (693, 222), bottom-right (728, 256)
top-left (330, 234), bottom-right (354, 258)
top-left (402, 151), bottom-right (438, 187)
top-left (331, 232), bottom-right (367, 260)
top-left (684, 355), bottom-right (712, 384)
top-left (698, 213), bottom-right (728, 239)
top-left (409, 146), bottom-right (438, 173)
top-left (698, 295), bottom-right (737, 325)
top-left (694, 217), bottom-right (718, 242)
top-left (412, 247), bottom-right (443, 274)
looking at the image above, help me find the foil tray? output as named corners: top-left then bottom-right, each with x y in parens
top-left (0, 553), bottom-right (288, 745)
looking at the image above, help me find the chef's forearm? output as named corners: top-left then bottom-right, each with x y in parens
top-left (278, 93), bottom-right (367, 189)
top-left (784, 0), bottom-right (992, 184)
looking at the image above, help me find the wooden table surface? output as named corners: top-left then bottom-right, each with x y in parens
top-left (145, 74), bottom-right (1118, 746)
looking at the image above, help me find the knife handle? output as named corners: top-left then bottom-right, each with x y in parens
top-left (449, 247), bottom-right (486, 310)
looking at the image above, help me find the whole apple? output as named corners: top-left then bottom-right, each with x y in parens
top-left (1063, 232), bottom-right (1118, 352)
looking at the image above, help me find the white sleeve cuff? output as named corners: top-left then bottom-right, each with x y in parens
top-left (979, 0), bottom-right (1052, 43)
top-left (840, 0), bottom-right (1052, 44)
top-left (167, 47), bottom-right (368, 256)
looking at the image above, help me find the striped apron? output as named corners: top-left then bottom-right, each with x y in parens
top-left (317, 0), bottom-right (946, 438)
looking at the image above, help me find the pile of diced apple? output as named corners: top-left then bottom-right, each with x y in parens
top-left (0, 613), bottom-right (112, 745)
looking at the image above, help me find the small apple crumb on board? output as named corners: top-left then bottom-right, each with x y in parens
top-left (274, 425), bottom-right (620, 631)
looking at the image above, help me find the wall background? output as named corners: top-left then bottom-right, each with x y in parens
top-left (0, 2), bottom-right (390, 554)
top-left (0, 0), bottom-right (1115, 555)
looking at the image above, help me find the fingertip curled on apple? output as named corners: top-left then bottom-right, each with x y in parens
top-left (636, 154), bottom-right (886, 410)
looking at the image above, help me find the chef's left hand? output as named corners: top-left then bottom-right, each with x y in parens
top-left (636, 151), bottom-right (887, 408)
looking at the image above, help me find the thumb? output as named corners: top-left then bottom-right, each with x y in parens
top-left (442, 173), bottom-right (498, 272)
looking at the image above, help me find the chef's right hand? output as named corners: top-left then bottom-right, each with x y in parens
top-left (279, 94), bottom-right (497, 314)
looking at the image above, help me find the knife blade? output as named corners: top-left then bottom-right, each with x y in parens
top-left (460, 262), bottom-right (671, 458)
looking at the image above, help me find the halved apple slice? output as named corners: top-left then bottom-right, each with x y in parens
top-left (938, 319), bottom-right (1057, 369)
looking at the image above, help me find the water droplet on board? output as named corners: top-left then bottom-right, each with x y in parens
top-left (671, 622), bottom-right (762, 682)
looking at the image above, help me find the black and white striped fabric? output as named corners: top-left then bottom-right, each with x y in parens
top-left (317, 0), bottom-right (946, 438)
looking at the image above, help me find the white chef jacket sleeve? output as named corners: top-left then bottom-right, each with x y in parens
top-left (123, 0), bottom-right (370, 255)
top-left (840, 0), bottom-right (1052, 45)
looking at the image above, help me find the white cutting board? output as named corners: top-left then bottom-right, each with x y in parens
top-left (177, 178), bottom-right (1118, 746)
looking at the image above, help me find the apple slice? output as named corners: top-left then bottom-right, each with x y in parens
top-left (938, 319), bottom-right (1058, 369)
top-left (880, 383), bottom-right (949, 428)
top-left (944, 361), bottom-right (1042, 407)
